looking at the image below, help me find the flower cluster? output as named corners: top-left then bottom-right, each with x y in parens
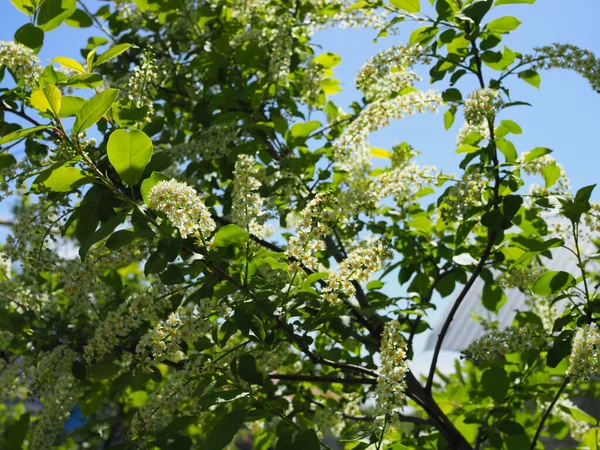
top-left (333, 90), bottom-right (443, 174)
top-left (169, 125), bottom-right (239, 162)
top-left (463, 325), bottom-right (546, 361)
top-left (463, 88), bottom-right (502, 126)
top-left (356, 44), bottom-right (425, 100)
top-left (567, 323), bottom-right (600, 379)
top-left (456, 121), bottom-right (490, 146)
top-left (135, 299), bottom-right (231, 365)
top-left (84, 285), bottom-right (172, 363)
top-left (375, 163), bottom-right (438, 206)
top-left (583, 202), bottom-right (600, 234)
top-left (127, 49), bottom-right (158, 121)
top-left (0, 40), bottom-right (42, 87)
top-left (374, 320), bottom-right (408, 421)
top-left (526, 295), bottom-right (559, 332)
top-left (29, 346), bottom-right (80, 450)
top-left (131, 360), bottom-right (202, 437)
top-left (545, 396), bottom-right (591, 442)
top-left (231, 154), bottom-right (267, 237)
top-left (285, 193), bottom-right (336, 271)
top-left (323, 241), bottom-right (391, 305)
top-left (497, 264), bottom-right (544, 291)
top-left (439, 168), bottom-right (489, 223)
top-left (518, 151), bottom-right (570, 196)
top-left (527, 43), bottom-right (600, 93)
top-left (148, 179), bottom-right (216, 245)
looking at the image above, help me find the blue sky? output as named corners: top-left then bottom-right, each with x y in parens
top-left (1, 0), bottom-right (599, 374)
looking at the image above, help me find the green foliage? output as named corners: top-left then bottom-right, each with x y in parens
top-left (107, 129), bottom-right (154, 185)
top-left (0, 0), bottom-right (599, 449)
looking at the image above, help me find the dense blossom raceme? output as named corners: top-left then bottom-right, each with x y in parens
top-left (584, 202), bottom-right (600, 234)
top-left (374, 320), bottom-right (408, 424)
top-left (463, 88), bottom-right (502, 126)
top-left (0, 41), bottom-right (42, 87)
top-left (285, 192), bottom-right (336, 271)
top-left (84, 284), bottom-right (171, 363)
top-left (497, 263), bottom-right (544, 291)
top-left (29, 346), bottom-right (80, 450)
top-left (527, 295), bottom-right (559, 332)
top-left (168, 125), bottom-right (239, 163)
top-left (135, 298), bottom-right (231, 366)
top-left (567, 323), bottom-right (600, 379)
top-left (375, 163), bottom-right (438, 206)
top-left (333, 90), bottom-right (443, 174)
top-left (356, 44), bottom-right (426, 100)
top-left (518, 150), bottom-right (570, 197)
top-left (439, 167), bottom-right (489, 223)
top-left (148, 179), bottom-right (216, 244)
top-left (323, 240), bottom-right (392, 304)
top-left (130, 358), bottom-right (203, 437)
top-left (544, 396), bottom-right (591, 442)
top-left (456, 121), bottom-right (490, 146)
top-left (526, 43), bottom-right (600, 93)
top-left (231, 154), bottom-right (269, 237)
top-left (127, 48), bottom-right (158, 121)
top-left (463, 325), bottom-right (546, 361)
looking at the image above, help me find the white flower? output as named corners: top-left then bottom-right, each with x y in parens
top-left (0, 40), bottom-right (42, 87)
top-left (463, 325), bottom-right (546, 361)
top-left (567, 323), bottom-right (600, 379)
top-left (375, 320), bottom-right (408, 421)
top-left (231, 154), bottom-right (267, 237)
top-left (148, 179), bottom-right (216, 244)
top-left (463, 88), bottom-right (502, 125)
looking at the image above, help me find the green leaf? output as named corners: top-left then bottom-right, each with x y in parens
top-left (52, 56), bottom-right (86, 73)
top-left (107, 129), bottom-right (154, 185)
top-left (518, 69), bottom-right (541, 88)
top-left (500, 120), bottom-right (522, 134)
top-left (276, 429), bottom-right (321, 450)
top-left (238, 354), bottom-right (264, 385)
top-left (30, 84), bottom-right (62, 116)
top-left (312, 52), bottom-right (341, 69)
top-left (495, 0), bottom-right (534, 5)
top-left (486, 16), bottom-right (521, 33)
top-left (58, 96), bottom-right (86, 118)
top-left (409, 215), bottom-right (432, 233)
top-left (37, 0), bottom-right (76, 31)
top-left (532, 271), bottom-right (576, 296)
top-left (444, 106), bottom-right (456, 130)
top-left (32, 167), bottom-right (94, 193)
top-left (289, 121), bottom-right (321, 139)
top-left (481, 366), bottom-right (509, 402)
top-left (542, 163), bottom-right (560, 188)
top-left (10, 0), bottom-right (36, 15)
top-left (65, 8), bottom-right (93, 27)
top-left (14, 23), bottom-right (44, 50)
top-left (496, 138), bottom-right (517, 162)
top-left (106, 229), bottom-right (136, 250)
top-left (203, 410), bottom-right (246, 450)
top-left (64, 73), bottom-right (103, 88)
top-left (93, 43), bottom-right (133, 68)
top-left (523, 147), bottom-right (551, 162)
top-left (0, 125), bottom-right (50, 145)
top-left (141, 171), bottom-right (170, 206)
top-left (389, 0), bottom-right (420, 12)
top-left (73, 88), bottom-right (119, 134)
top-left (213, 224), bottom-right (249, 247)
top-left (80, 215), bottom-right (126, 258)
top-left (250, 315), bottom-right (265, 341)
top-left (410, 26), bottom-right (439, 45)
top-left (6, 413), bottom-right (30, 450)
top-left (456, 144), bottom-right (480, 154)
